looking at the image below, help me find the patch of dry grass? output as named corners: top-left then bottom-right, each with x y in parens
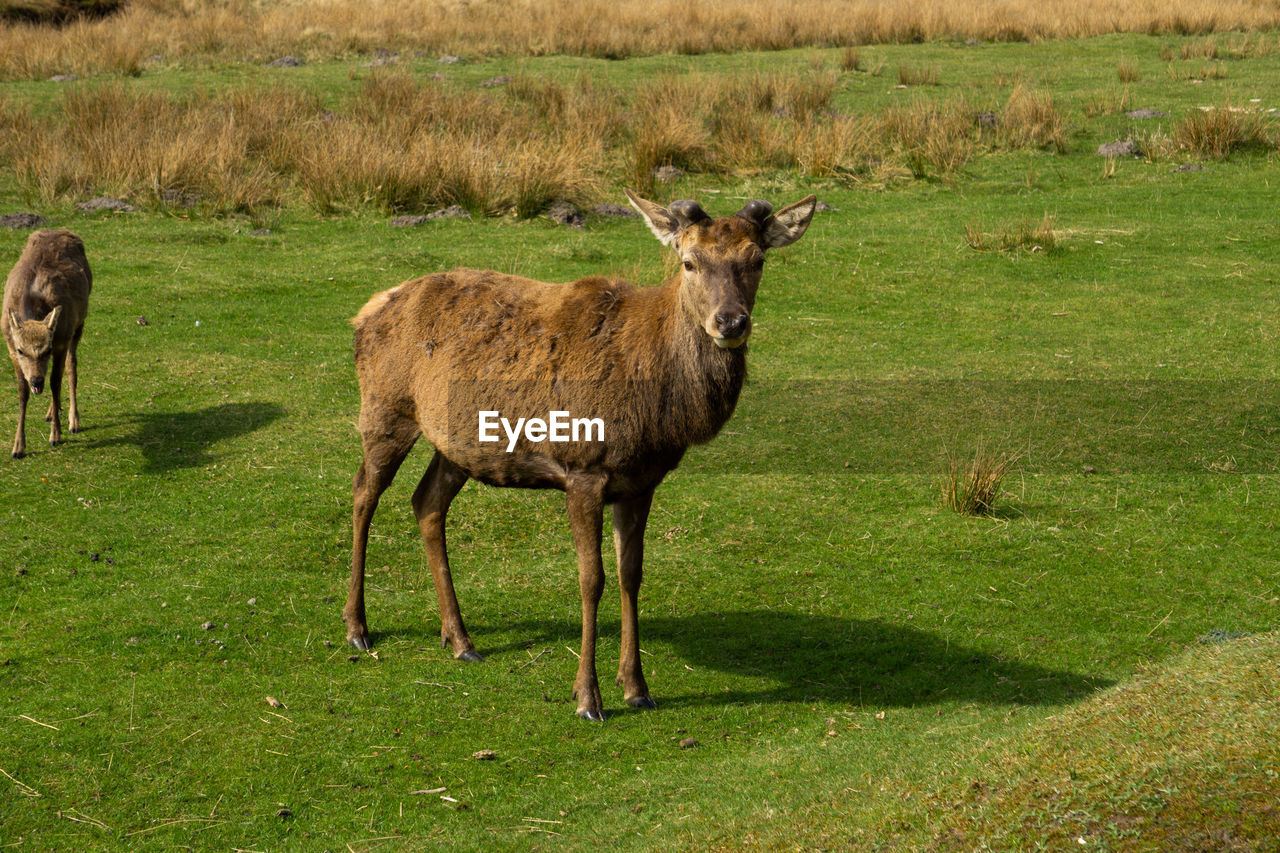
top-left (1173, 105), bottom-right (1276, 159)
top-left (939, 447), bottom-right (1017, 516)
top-left (4, 0), bottom-right (1280, 79)
top-left (995, 85), bottom-right (1069, 152)
top-left (965, 214), bottom-right (1058, 253)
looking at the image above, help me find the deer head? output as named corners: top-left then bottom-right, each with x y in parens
top-left (6, 306), bottom-right (61, 394)
top-left (626, 190), bottom-right (817, 349)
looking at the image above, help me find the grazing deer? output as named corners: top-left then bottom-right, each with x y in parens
top-left (347, 190), bottom-right (817, 719)
top-left (3, 230), bottom-right (92, 459)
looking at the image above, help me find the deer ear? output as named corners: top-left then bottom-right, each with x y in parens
top-left (625, 189), bottom-right (681, 246)
top-left (43, 305), bottom-right (62, 332)
top-left (762, 195), bottom-right (818, 249)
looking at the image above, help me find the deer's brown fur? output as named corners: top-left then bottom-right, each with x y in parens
top-left (346, 190), bottom-right (816, 719)
top-left (2, 230), bottom-right (92, 459)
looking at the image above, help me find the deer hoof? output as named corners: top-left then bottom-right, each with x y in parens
top-left (455, 648), bottom-right (484, 663)
top-left (626, 696), bottom-right (657, 710)
top-left (348, 634), bottom-right (372, 651)
top-left (576, 707), bottom-right (606, 722)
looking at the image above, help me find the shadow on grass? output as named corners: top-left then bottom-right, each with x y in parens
top-left (470, 610), bottom-right (1107, 709)
top-left (82, 402), bottom-right (286, 472)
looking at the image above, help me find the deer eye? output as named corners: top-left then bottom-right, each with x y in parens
top-left (682, 260), bottom-right (694, 272)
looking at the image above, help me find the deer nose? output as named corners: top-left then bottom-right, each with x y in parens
top-left (29, 376), bottom-right (44, 394)
top-left (715, 312), bottom-right (750, 340)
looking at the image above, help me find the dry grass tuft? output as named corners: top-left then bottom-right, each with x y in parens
top-left (1081, 87), bottom-right (1131, 117)
top-left (880, 97), bottom-right (975, 180)
top-left (839, 45), bottom-right (864, 72)
top-left (1117, 57), bottom-right (1140, 82)
top-left (940, 447), bottom-right (1016, 516)
top-left (1173, 105), bottom-right (1276, 159)
top-left (898, 64), bottom-right (940, 86)
top-left (996, 85), bottom-right (1068, 152)
top-left (965, 214), bottom-right (1057, 253)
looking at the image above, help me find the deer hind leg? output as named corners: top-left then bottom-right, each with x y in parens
top-left (566, 473), bottom-right (608, 721)
top-left (411, 451), bottom-right (480, 661)
top-left (613, 488), bottom-right (656, 709)
top-left (346, 416), bottom-right (419, 650)
top-left (11, 364), bottom-right (28, 459)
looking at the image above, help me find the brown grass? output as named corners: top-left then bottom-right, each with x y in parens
top-left (4, 0), bottom-right (1280, 79)
top-left (1172, 105), bottom-right (1276, 159)
top-left (1081, 87), bottom-right (1131, 117)
top-left (965, 214), bottom-right (1057, 253)
top-left (2, 66), bottom-right (1087, 212)
top-left (940, 447), bottom-right (1016, 516)
top-left (1117, 57), bottom-right (1140, 82)
top-left (898, 63), bottom-right (940, 86)
top-left (995, 85), bottom-right (1068, 152)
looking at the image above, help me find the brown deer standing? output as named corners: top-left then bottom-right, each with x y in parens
top-left (3, 230), bottom-right (92, 459)
top-left (347, 190), bottom-right (816, 719)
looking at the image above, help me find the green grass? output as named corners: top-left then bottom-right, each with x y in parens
top-left (2, 33), bottom-right (1279, 850)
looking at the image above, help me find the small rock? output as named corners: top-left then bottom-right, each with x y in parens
top-left (976, 112), bottom-right (998, 129)
top-left (653, 165), bottom-right (683, 183)
top-left (472, 749), bottom-right (496, 760)
top-left (390, 215), bottom-right (430, 228)
top-left (1171, 163), bottom-right (1205, 173)
top-left (146, 54), bottom-right (165, 63)
top-left (0, 213), bottom-right (45, 229)
top-left (268, 56), bottom-right (305, 68)
top-left (48, 74), bottom-right (77, 83)
top-left (16, 568), bottom-right (28, 576)
top-left (1125, 108), bottom-right (1167, 119)
top-left (127, 636), bottom-right (140, 645)
top-left (591, 203), bottom-right (638, 218)
top-left (265, 696), bottom-right (284, 709)
top-left (275, 807), bottom-right (292, 818)
top-left (159, 188), bottom-right (199, 208)
top-left (479, 75), bottom-right (511, 87)
top-left (679, 737), bottom-right (698, 749)
top-left (815, 200), bottom-right (836, 212)
top-left (348, 654), bottom-right (360, 663)
top-left (323, 639), bottom-right (334, 648)
top-left (201, 621), bottom-right (215, 631)
top-left (428, 205), bottom-right (471, 220)
top-left (76, 197), bottom-right (136, 213)
top-left (1096, 140), bottom-right (1141, 158)
top-left (547, 200), bottom-right (585, 228)
top-left (136, 316), bottom-right (148, 326)
top-left (437, 55), bottom-right (463, 64)
top-left (249, 229), bottom-right (271, 236)
top-left (363, 56), bottom-right (398, 67)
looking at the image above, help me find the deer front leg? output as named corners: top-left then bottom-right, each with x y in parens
top-left (412, 451), bottom-right (481, 662)
top-left (566, 473), bottom-right (607, 721)
top-left (11, 365), bottom-right (28, 459)
top-left (613, 488), bottom-right (656, 709)
top-left (46, 349), bottom-right (64, 447)
top-left (65, 334), bottom-right (81, 434)
top-left (346, 419), bottom-right (417, 649)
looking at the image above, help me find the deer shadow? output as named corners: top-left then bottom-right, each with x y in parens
top-left (80, 401), bottom-right (286, 473)
top-left (471, 609), bottom-right (1106, 709)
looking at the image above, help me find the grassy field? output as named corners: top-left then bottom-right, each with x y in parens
top-left (1, 20), bottom-right (1279, 853)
